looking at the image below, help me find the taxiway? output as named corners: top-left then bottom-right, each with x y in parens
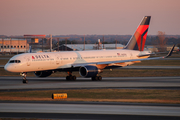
top-left (0, 102), bottom-right (180, 120)
top-left (0, 76), bottom-right (180, 119)
top-left (0, 102), bottom-right (180, 116)
top-left (0, 76), bottom-right (180, 90)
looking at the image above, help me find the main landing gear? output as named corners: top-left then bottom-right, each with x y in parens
top-left (66, 71), bottom-right (76, 81)
top-left (20, 72), bottom-right (28, 83)
top-left (91, 76), bottom-right (102, 81)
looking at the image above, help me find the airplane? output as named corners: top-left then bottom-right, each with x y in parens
top-left (4, 16), bottom-right (175, 83)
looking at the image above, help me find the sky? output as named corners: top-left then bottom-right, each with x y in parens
top-left (0, 0), bottom-right (180, 36)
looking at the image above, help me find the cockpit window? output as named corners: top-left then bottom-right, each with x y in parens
top-left (9, 60), bottom-right (21, 63)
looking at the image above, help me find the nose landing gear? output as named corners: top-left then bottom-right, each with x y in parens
top-left (20, 72), bottom-right (28, 83)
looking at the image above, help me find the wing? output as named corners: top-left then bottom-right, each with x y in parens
top-left (72, 45), bottom-right (175, 68)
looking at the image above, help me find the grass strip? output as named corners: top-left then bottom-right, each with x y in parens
top-left (132, 60), bottom-right (180, 66)
top-left (0, 89), bottom-right (180, 104)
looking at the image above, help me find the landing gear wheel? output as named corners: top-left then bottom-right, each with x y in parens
top-left (91, 76), bottom-right (97, 81)
top-left (72, 76), bottom-right (76, 81)
top-left (66, 75), bottom-right (76, 81)
top-left (92, 76), bottom-right (102, 81)
top-left (66, 76), bottom-right (70, 81)
top-left (66, 71), bottom-right (76, 81)
top-left (23, 79), bottom-right (28, 84)
top-left (98, 76), bottom-right (102, 81)
top-left (21, 72), bottom-right (28, 84)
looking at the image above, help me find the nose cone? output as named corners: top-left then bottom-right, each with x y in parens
top-left (4, 63), bottom-right (10, 72)
top-left (4, 63), bottom-right (15, 72)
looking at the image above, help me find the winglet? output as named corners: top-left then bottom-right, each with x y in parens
top-left (165, 45), bottom-right (175, 58)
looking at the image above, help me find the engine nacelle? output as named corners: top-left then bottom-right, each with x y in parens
top-left (79, 66), bottom-right (101, 77)
top-left (34, 70), bottom-right (52, 77)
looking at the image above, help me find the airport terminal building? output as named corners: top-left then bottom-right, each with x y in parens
top-left (0, 38), bottom-right (29, 54)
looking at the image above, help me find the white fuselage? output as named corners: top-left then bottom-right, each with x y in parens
top-left (4, 49), bottom-right (145, 73)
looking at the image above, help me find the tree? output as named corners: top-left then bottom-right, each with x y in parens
top-left (152, 31), bottom-right (167, 52)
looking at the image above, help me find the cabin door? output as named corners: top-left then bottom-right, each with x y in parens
top-left (56, 55), bottom-right (61, 65)
top-left (26, 57), bottom-right (31, 66)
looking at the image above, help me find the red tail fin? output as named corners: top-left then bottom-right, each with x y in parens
top-left (124, 16), bottom-right (151, 51)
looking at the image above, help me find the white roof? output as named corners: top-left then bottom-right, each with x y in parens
top-left (0, 38), bottom-right (26, 40)
top-left (66, 44), bottom-right (124, 51)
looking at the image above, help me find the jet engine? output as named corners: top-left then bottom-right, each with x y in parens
top-left (79, 66), bottom-right (101, 77)
top-left (34, 70), bottom-right (53, 77)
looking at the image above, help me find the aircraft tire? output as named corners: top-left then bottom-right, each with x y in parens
top-left (91, 76), bottom-right (99, 81)
top-left (98, 76), bottom-right (102, 81)
top-left (66, 76), bottom-right (76, 81)
top-left (72, 76), bottom-right (76, 81)
top-left (69, 76), bottom-right (73, 80)
top-left (66, 76), bottom-right (70, 81)
top-left (22, 79), bottom-right (28, 84)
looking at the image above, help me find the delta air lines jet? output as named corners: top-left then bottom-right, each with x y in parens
top-left (4, 16), bottom-right (175, 83)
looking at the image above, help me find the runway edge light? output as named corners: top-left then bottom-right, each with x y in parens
top-left (52, 93), bottom-right (67, 99)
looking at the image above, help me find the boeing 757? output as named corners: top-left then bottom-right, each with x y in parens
top-left (4, 16), bottom-right (175, 83)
